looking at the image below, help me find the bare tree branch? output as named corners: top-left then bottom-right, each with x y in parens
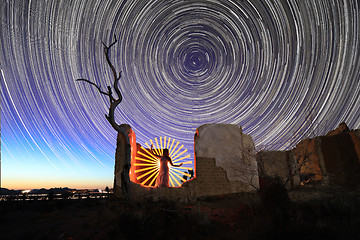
top-left (76, 78), bottom-right (115, 101)
top-left (102, 34), bottom-right (123, 101)
top-left (77, 35), bottom-right (124, 132)
top-left (76, 35), bottom-right (132, 199)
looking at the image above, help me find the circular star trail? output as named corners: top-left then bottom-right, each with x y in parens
top-left (1, 0), bottom-right (360, 188)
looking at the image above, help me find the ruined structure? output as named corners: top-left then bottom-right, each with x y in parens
top-left (194, 124), bottom-right (259, 192)
top-left (256, 150), bottom-right (300, 189)
top-left (114, 121), bottom-right (360, 201)
top-left (114, 124), bottom-right (259, 201)
top-left (256, 123), bottom-right (360, 188)
top-left (113, 124), bottom-right (137, 196)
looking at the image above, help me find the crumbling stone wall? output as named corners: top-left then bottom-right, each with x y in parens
top-left (114, 123), bottom-right (259, 201)
top-left (350, 129), bottom-right (360, 162)
top-left (113, 124), bottom-right (136, 198)
top-left (194, 124), bottom-right (259, 192)
top-left (182, 157), bottom-right (231, 197)
top-left (256, 123), bottom-right (360, 188)
top-left (292, 138), bottom-right (324, 183)
top-left (319, 131), bottom-right (360, 186)
top-left (256, 150), bottom-right (299, 189)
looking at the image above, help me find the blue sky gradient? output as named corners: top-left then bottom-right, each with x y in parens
top-left (1, 0), bottom-right (360, 189)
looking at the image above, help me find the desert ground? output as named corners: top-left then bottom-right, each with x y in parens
top-left (1, 185), bottom-right (360, 240)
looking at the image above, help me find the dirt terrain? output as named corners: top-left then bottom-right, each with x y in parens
top-left (1, 188), bottom-right (360, 240)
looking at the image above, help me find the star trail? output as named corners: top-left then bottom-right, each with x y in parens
top-left (1, 0), bottom-right (360, 189)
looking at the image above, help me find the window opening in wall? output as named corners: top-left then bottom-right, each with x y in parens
top-left (130, 137), bottom-right (194, 187)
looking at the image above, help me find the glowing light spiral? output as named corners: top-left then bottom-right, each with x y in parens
top-left (133, 137), bottom-right (193, 187)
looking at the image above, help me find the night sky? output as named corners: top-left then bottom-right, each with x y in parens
top-left (1, 0), bottom-right (360, 190)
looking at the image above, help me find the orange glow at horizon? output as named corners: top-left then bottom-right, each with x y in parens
top-left (2, 177), bottom-right (111, 190)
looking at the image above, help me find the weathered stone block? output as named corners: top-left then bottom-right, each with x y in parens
top-left (256, 150), bottom-right (299, 189)
top-left (319, 132), bottom-right (360, 186)
top-left (350, 130), bottom-right (360, 163)
top-left (114, 124), bottom-right (136, 198)
top-left (292, 138), bottom-right (324, 183)
top-left (257, 123), bottom-right (360, 188)
top-left (194, 124), bottom-right (259, 192)
top-left (182, 157), bottom-right (231, 198)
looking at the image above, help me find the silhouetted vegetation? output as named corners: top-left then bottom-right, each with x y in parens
top-left (182, 169), bottom-right (194, 182)
top-left (76, 35), bottom-right (132, 199)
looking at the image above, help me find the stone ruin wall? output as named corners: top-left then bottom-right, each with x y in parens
top-left (194, 124), bottom-right (259, 193)
top-left (114, 122), bottom-right (360, 201)
top-left (113, 124), bottom-right (137, 195)
top-left (113, 124), bottom-right (259, 201)
top-left (256, 150), bottom-right (300, 189)
top-left (256, 123), bottom-right (360, 188)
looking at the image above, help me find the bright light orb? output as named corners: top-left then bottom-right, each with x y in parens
top-left (133, 137), bottom-right (193, 187)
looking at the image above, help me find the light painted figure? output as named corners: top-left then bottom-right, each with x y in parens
top-left (151, 145), bottom-right (183, 187)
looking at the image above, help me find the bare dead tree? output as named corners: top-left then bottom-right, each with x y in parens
top-left (76, 35), bottom-right (132, 199)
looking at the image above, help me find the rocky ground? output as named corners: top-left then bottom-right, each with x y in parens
top-left (1, 187), bottom-right (360, 240)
